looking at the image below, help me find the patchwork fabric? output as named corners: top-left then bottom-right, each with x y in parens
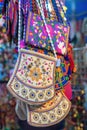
top-left (26, 11), bottom-right (70, 55)
top-left (27, 91), bottom-right (71, 127)
top-left (7, 49), bottom-right (56, 105)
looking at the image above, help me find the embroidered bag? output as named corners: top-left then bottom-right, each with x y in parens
top-left (24, 44), bottom-right (73, 94)
top-left (26, 90), bottom-right (71, 127)
top-left (7, 49), bottom-right (56, 105)
top-left (25, 4), bottom-right (70, 55)
top-left (7, 45), bottom-right (72, 104)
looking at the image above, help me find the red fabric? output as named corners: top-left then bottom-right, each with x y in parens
top-left (68, 44), bottom-right (75, 72)
top-left (64, 82), bottom-right (72, 100)
top-left (0, 0), bottom-right (3, 2)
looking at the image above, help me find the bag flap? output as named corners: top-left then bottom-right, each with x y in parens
top-left (8, 49), bottom-right (56, 89)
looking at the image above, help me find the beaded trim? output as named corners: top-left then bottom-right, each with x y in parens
top-left (52, 0), bottom-right (63, 23)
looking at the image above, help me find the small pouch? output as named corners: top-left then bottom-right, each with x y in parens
top-left (26, 90), bottom-right (71, 127)
top-left (7, 49), bottom-right (56, 105)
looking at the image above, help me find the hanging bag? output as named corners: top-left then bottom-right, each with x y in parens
top-left (7, 49), bottom-right (56, 105)
top-left (26, 90), bottom-right (71, 127)
top-left (25, 7), bottom-right (70, 55)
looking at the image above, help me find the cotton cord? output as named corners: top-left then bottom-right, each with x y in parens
top-left (18, 0), bottom-right (21, 52)
top-left (23, 1), bottom-right (27, 40)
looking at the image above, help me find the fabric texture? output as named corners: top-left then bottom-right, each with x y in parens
top-left (26, 11), bottom-right (70, 55)
top-left (26, 91), bottom-right (71, 127)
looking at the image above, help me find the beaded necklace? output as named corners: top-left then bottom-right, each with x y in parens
top-left (58, 0), bottom-right (70, 41)
top-left (52, 0), bottom-right (70, 26)
top-left (58, 0), bottom-right (70, 26)
top-left (51, 0), bottom-right (62, 23)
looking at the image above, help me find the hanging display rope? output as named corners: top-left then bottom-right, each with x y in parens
top-left (23, 1), bottom-right (27, 40)
top-left (18, 0), bottom-right (21, 52)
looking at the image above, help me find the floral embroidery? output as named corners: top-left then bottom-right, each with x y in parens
top-left (26, 12), bottom-right (69, 55)
top-left (28, 67), bottom-right (42, 82)
top-left (16, 50), bottom-right (56, 89)
top-left (27, 92), bottom-right (71, 127)
top-left (57, 42), bottom-right (66, 54)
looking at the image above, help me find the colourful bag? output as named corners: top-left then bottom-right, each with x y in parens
top-left (26, 11), bottom-right (70, 55)
top-left (15, 90), bottom-right (71, 127)
top-left (26, 90), bottom-right (71, 127)
top-left (7, 49), bottom-right (56, 105)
